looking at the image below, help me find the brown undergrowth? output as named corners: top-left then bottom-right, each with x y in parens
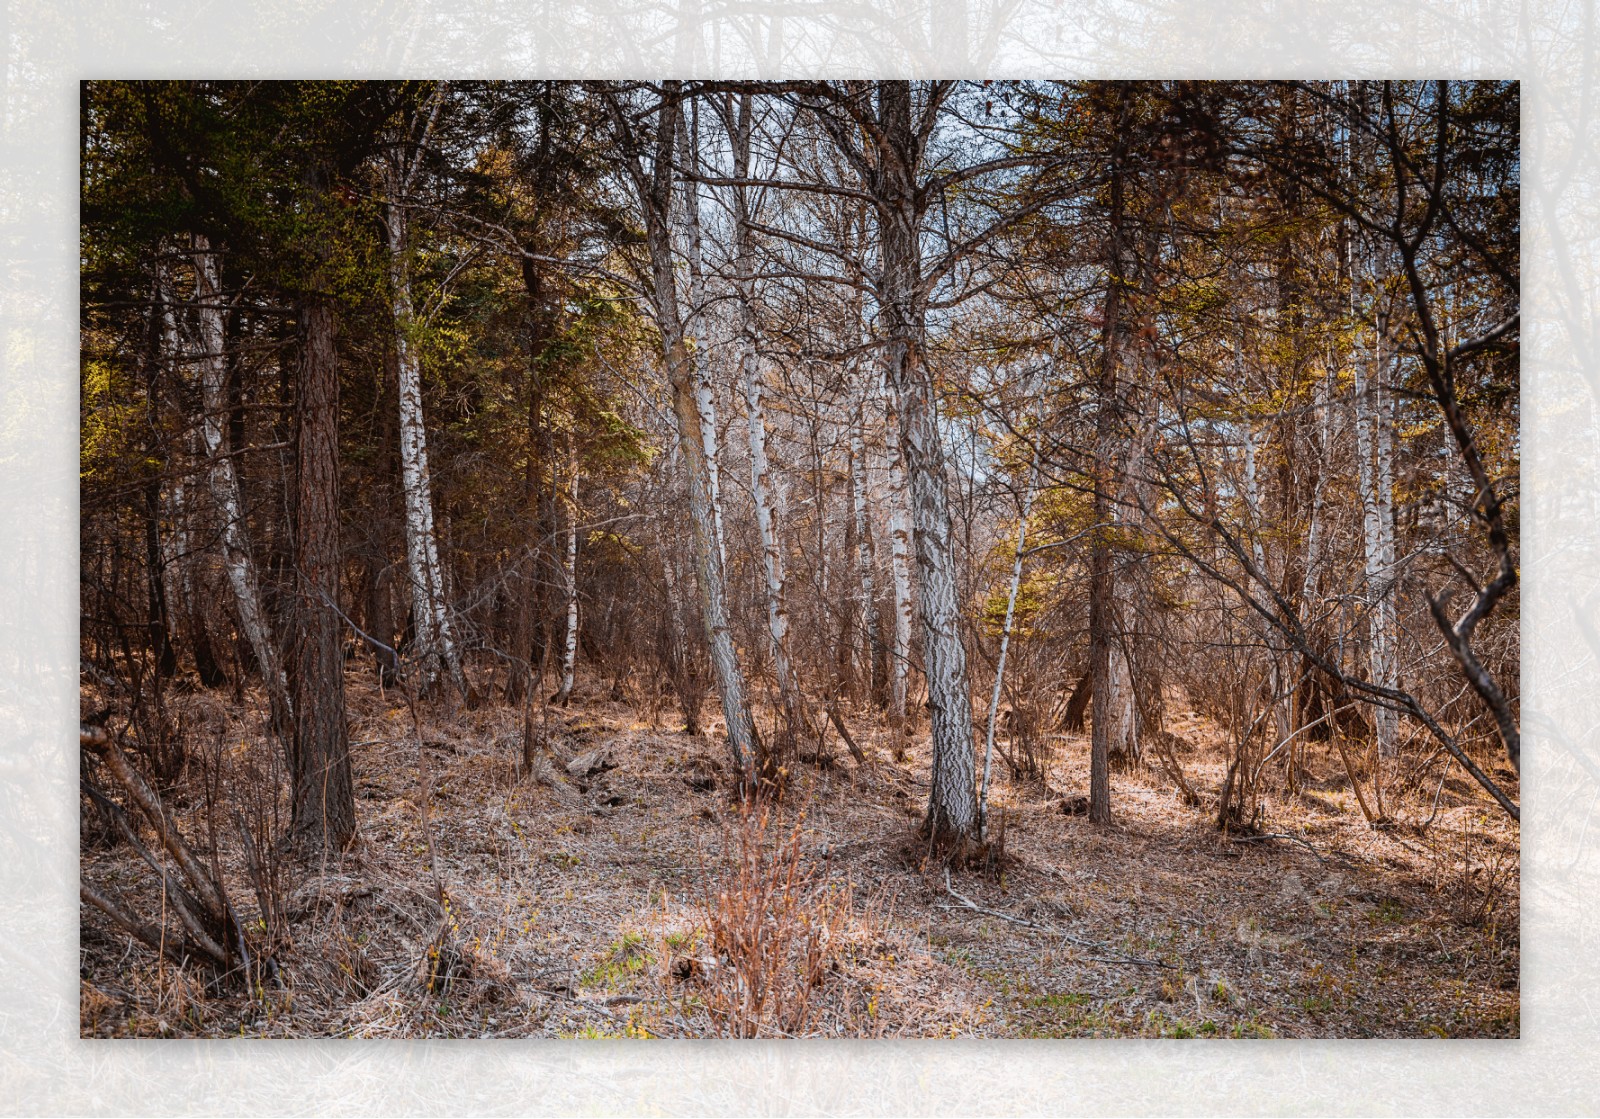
top-left (80, 668), bottom-right (1519, 1038)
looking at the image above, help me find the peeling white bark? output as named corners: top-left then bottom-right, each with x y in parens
top-left (979, 441), bottom-right (1041, 838)
top-left (1354, 305), bottom-right (1399, 756)
top-left (728, 93), bottom-right (804, 747)
top-left (872, 95), bottom-right (978, 836)
top-left (849, 375), bottom-right (884, 701)
top-left (384, 165), bottom-right (469, 702)
top-left (190, 235), bottom-right (292, 745)
top-left (622, 86), bottom-right (760, 781)
top-left (553, 444), bottom-right (579, 707)
top-left (677, 111), bottom-right (728, 570)
top-left (881, 382), bottom-right (916, 727)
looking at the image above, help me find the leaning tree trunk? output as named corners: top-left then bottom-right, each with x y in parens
top-left (385, 177), bottom-right (471, 704)
top-left (979, 439), bottom-right (1042, 839)
top-left (191, 235), bottom-right (293, 749)
top-left (677, 108), bottom-right (729, 570)
top-left (632, 86), bottom-right (761, 786)
top-left (290, 292), bottom-right (355, 851)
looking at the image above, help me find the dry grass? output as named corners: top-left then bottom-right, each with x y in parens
top-left (79, 669), bottom-right (1519, 1038)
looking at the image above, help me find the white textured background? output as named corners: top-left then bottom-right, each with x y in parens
top-left (4, 2), bottom-right (1593, 1113)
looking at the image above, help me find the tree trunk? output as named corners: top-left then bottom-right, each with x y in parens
top-left (551, 440), bottom-right (579, 707)
top-left (873, 82), bottom-right (977, 842)
top-left (142, 480), bottom-right (178, 679)
top-left (882, 389), bottom-right (917, 731)
top-left (729, 92), bottom-right (806, 755)
top-left (385, 176), bottom-right (471, 704)
top-left (164, 457), bottom-right (229, 688)
top-left (1088, 89), bottom-right (1133, 827)
top-left (1242, 414), bottom-right (1292, 752)
top-left (507, 256), bottom-right (553, 707)
top-left (849, 390), bottom-right (887, 705)
top-left (655, 510), bottom-right (702, 736)
top-left (979, 442), bottom-right (1041, 838)
top-left (1294, 361), bottom-right (1336, 739)
top-left (1354, 298), bottom-right (1399, 757)
top-left (191, 235), bottom-right (293, 748)
top-left (631, 86), bottom-right (760, 786)
top-left (290, 293), bottom-right (354, 851)
top-left (677, 107), bottom-right (728, 571)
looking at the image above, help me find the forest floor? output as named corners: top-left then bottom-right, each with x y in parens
top-left (79, 669), bottom-right (1520, 1039)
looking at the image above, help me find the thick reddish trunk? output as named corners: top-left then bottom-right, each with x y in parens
top-left (290, 298), bottom-right (354, 850)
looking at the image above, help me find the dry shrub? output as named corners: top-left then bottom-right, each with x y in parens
top-left (79, 982), bottom-right (122, 1036)
top-left (700, 806), bottom-right (853, 1037)
top-left (997, 703), bottom-right (1052, 786)
top-left (1430, 822), bottom-right (1517, 929)
top-left (125, 963), bottom-right (209, 1036)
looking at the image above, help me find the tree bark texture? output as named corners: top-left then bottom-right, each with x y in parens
top-left (290, 295), bottom-right (354, 850)
top-left (192, 235), bottom-right (294, 747)
top-left (729, 92), bottom-right (806, 754)
top-left (385, 178), bottom-right (470, 703)
top-left (632, 86), bottom-right (760, 784)
top-left (872, 82), bottom-right (977, 841)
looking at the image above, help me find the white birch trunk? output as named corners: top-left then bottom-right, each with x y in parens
top-left (882, 386), bottom-right (916, 727)
top-left (1354, 307), bottom-right (1399, 756)
top-left (1374, 315), bottom-right (1398, 756)
top-left (676, 112), bottom-right (728, 570)
top-left (1300, 365), bottom-right (1333, 610)
top-left (873, 100), bottom-right (978, 836)
top-left (627, 86), bottom-right (760, 782)
top-left (1241, 416), bottom-right (1291, 747)
top-left (979, 442), bottom-right (1041, 837)
top-left (553, 443), bottom-right (579, 707)
top-left (895, 368), bottom-right (978, 837)
top-left (1345, 90), bottom-right (1398, 759)
top-left (848, 380), bottom-right (884, 702)
top-left (1108, 402), bottom-right (1154, 760)
top-left (161, 449), bottom-right (189, 647)
top-left (727, 94), bottom-right (805, 748)
top-left (190, 235), bottom-right (293, 746)
top-left (385, 173), bottom-right (469, 702)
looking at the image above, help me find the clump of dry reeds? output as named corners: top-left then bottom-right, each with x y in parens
top-left (699, 806), bottom-right (854, 1038)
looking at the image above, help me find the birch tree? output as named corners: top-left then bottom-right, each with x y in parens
top-left (604, 82), bottom-right (763, 787)
top-left (724, 91), bottom-right (809, 752)
top-left (881, 386), bottom-right (918, 732)
top-left (793, 80), bottom-right (1071, 841)
top-left (552, 439), bottom-right (581, 707)
top-left (381, 86), bottom-right (472, 703)
top-left (1352, 291), bottom-right (1400, 757)
top-left (806, 81), bottom-right (978, 839)
top-left (191, 234), bottom-right (294, 749)
top-left (677, 103), bottom-right (730, 570)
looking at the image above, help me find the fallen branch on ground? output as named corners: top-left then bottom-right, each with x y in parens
top-left (941, 868), bottom-right (1174, 969)
top-left (1228, 832), bottom-right (1328, 864)
top-left (80, 723), bottom-right (258, 981)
